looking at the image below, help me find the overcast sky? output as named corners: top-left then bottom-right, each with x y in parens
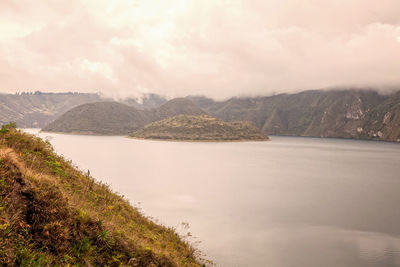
top-left (1, 0), bottom-right (400, 99)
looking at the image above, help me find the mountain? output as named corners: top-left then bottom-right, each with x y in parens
top-left (0, 92), bottom-right (101, 128)
top-left (0, 123), bottom-right (202, 266)
top-left (2, 89), bottom-right (399, 141)
top-left (152, 98), bottom-right (207, 120)
top-left (122, 93), bottom-right (167, 110)
top-left (42, 102), bottom-right (150, 135)
top-left (360, 91), bottom-right (400, 142)
top-left (42, 98), bottom-right (207, 135)
top-left (130, 114), bottom-right (269, 141)
top-left (189, 89), bottom-right (400, 142)
top-left (0, 92), bottom-right (168, 129)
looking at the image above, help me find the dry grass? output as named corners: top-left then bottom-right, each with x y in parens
top-left (0, 124), bottom-right (208, 266)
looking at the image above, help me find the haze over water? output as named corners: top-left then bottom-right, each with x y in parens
top-left (26, 129), bottom-right (400, 266)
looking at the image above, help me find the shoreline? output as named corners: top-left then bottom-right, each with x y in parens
top-left (39, 130), bottom-right (127, 137)
top-left (32, 129), bottom-right (271, 142)
top-left (127, 136), bottom-right (270, 143)
top-left (34, 129), bottom-right (400, 144)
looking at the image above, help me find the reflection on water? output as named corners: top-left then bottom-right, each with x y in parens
top-left (25, 129), bottom-right (400, 266)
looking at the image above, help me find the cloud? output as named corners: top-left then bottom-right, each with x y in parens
top-left (0, 0), bottom-right (399, 99)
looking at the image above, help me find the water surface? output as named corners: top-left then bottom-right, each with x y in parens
top-left (25, 129), bottom-right (400, 266)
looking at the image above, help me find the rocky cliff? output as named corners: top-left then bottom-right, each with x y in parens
top-left (189, 89), bottom-right (400, 142)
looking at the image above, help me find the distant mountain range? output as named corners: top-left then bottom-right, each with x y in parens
top-left (130, 114), bottom-right (269, 141)
top-left (42, 98), bottom-right (207, 135)
top-left (188, 90), bottom-right (400, 142)
top-left (0, 92), bottom-right (167, 128)
top-left (0, 92), bottom-right (101, 128)
top-left (0, 89), bottom-right (399, 142)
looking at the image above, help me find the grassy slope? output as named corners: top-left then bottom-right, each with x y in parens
top-left (131, 115), bottom-right (269, 141)
top-left (0, 124), bottom-right (204, 266)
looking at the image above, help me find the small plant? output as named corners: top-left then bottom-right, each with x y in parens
top-left (0, 122), bottom-right (16, 134)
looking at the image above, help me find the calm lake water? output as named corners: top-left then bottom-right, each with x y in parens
top-left (25, 129), bottom-right (400, 266)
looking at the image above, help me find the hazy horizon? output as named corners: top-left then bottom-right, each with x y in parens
top-left (1, 86), bottom-right (399, 102)
top-left (1, 0), bottom-right (400, 99)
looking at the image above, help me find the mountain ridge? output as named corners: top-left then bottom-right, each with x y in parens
top-left (1, 89), bottom-right (399, 142)
top-left (42, 98), bottom-right (207, 135)
top-left (42, 102), bottom-right (150, 135)
top-left (0, 92), bottom-right (101, 128)
top-left (188, 89), bottom-right (400, 142)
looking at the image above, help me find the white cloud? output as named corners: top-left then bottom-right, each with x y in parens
top-left (0, 0), bottom-right (399, 99)
top-left (80, 59), bottom-right (116, 82)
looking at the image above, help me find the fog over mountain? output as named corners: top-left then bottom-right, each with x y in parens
top-left (1, 0), bottom-right (400, 99)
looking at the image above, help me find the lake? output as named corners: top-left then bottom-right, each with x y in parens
top-left (24, 129), bottom-right (400, 266)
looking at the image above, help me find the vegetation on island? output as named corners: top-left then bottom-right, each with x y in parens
top-left (0, 123), bottom-right (205, 266)
top-left (130, 115), bottom-right (269, 141)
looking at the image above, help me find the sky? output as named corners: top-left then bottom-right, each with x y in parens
top-left (0, 0), bottom-right (400, 99)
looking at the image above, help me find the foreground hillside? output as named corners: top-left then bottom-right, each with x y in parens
top-left (189, 89), bottom-right (400, 142)
top-left (43, 99), bottom-right (207, 135)
top-left (0, 124), bottom-right (203, 266)
top-left (131, 115), bottom-right (269, 141)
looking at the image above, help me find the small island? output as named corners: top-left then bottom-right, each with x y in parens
top-left (130, 114), bottom-right (269, 141)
